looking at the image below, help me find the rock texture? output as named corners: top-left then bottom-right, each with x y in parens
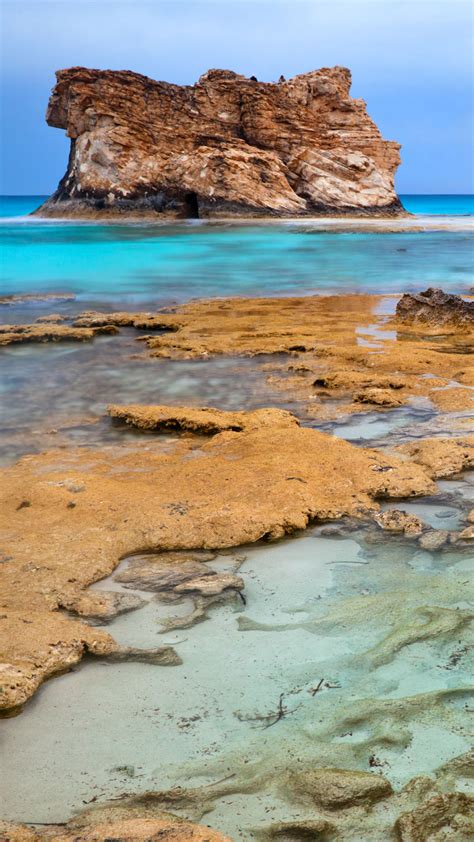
top-left (0, 405), bottom-right (441, 712)
top-left (396, 288), bottom-right (474, 331)
top-left (36, 66), bottom-right (404, 218)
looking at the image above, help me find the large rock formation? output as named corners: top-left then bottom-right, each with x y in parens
top-left (36, 66), bottom-right (404, 218)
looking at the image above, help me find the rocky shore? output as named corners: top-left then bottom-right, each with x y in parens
top-left (35, 66), bottom-right (404, 219)
top-left (1, 288), bottom-right (473, 840)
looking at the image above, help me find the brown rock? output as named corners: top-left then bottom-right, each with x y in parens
top-left (36, 66), bottom-right (403, 219)
top-left (0, 323), bottom-right (118, 347)
top-left (458, 525), bottom-right (474, 541)
top-left (0, 817), bottom-right (231, 841)
top-left (396, 288), bottom-right (474, 330)
top-left (353, 387), bottom-right (404, 406)
top-left (108, 404), bottom-right (298, 434)
top-left (395, 792), bottom-right (474, 841)
top-left (395, 437), bottom-right (474, 479)
top-left (288, 767), bottom-right (392, 809)
top-left (374, 509), bottom-right (423, 536)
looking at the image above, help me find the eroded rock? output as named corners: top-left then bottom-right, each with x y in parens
top-left (287, 767), bottom-right (392, 809)
top-left (0, 323), bottom-right (118, 347)
top-left (37, 66), bottom-right (403, 219)
top-left (396, 288), bottom-right (474, 331)
top-left (374, 510), bottom-right (423, 536)
top-left (395, 791), bottom-right (474, 841)
top-left (418, 530), bottom-right (450, 551)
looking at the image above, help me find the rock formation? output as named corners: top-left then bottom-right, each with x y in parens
top-left (36, 66), bottom-right (404, 218)
top-left (396, 287), bottom-right (474, 330)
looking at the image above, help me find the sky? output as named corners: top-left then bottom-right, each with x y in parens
top-left (0, 0), bottom-right (473, 195)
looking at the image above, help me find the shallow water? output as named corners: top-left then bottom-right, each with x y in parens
top-left (2, 501), bottom-right (473, 838)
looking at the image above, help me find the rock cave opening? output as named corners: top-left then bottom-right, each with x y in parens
top-left (184, 191), bottom-right (200, 218)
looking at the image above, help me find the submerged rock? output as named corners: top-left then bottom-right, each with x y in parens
top-left (37, 66), bottom-right (403, 219)
top-left (0, 322), bottom-right (118, 347)
top-left (418, 530), bottom-right (449, 551)
top-left (287, 767), bottom-right (392, 809)
top-left (105, 645), bottom-right (182, 666)
top-left (395, 791), bottom-right (474, 841)
top-left (396, 288), bottom-right (474, 330)
top-left (259, 818), bottom-right (336, 840)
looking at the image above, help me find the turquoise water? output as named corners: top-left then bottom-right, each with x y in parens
top-left (0, 196), bottom-right (473, 304)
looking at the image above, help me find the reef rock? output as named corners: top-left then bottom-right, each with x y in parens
top-left (396, 288), bottom-right (474, 330)
top-left (287, 767), bottom-right (392, 809)
top-left (36, 65), bottom-right (403, 218)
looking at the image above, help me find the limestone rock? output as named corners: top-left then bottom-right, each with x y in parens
top-left (418, 530), bottom-right (450, 551)
top-left (374, 509), bottom-right (423, 536)
top-left (0, 816), bottom-right (231, 841)
top-left (396, 288), bottom-right (474, 330)
top-left (108, 404), bottom-right (299, 434)
top-left (395, 792), bottom-right (474, 841)
top-left (288, 767), bottom-right (392, 809)
top-left (458, 525), bottom-right (474, 541)
top-left (36, 66), bottom-right (403, 219)
top-left (0, 323), bottom-right (118, 347)
top-left (353, 387), bottom-right (404, 406)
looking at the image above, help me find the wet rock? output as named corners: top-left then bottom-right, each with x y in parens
top-left (174, 572), bottom-right (244, 596)
top-left (108, 403), bottom-right (299, 434)
top-left (0, 323), bottom-right (118, 346)
top-left (37, 66), bottom-right (402, 219)
top-left (288, 767), bottom-right (392, 809)
top-left (67, 590), bottom-right (147, 621)
top-left (0, 293), bottom-right (76, 306)
top-left (1, 815), bottom-right (231, 841)
top-left (394, 437), bottom-right (474, 479)
top-left (418, 530), bottom-right (449, 551)
top-left (115, 558), bottom-right (216, 591)
top-left (374, 510), bottom-right (423, 536)
top-left (259, 819), bottom-right (336, 840)
top-left (458, 525), bottom-right (474, 541)
top-left (353, 387), bottom-right (404, 407)
top-left (106, 645), bottom-right (182, 666)
top-left (158, 591), bottom-right (242, 631)
top-left (395, 791), bottom-right (474, 841)
top-left (396, 288), bottom-right (474, 330)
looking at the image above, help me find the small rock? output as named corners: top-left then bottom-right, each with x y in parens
top-left (288, 767), bottom-right (392, 809)
top-left (418, 530), bottom-right (449, 551)
top-left (375, 510), bottom-right (423, 536)
top-left (458, 526), bottom-right (474, 541)
top-left (107, 645), bottom-right (182, 666)
top-left (174, 573), bottom-right (244, 596)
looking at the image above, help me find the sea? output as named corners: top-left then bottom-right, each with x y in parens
top-left (0, 195), bottom-right (473, 306)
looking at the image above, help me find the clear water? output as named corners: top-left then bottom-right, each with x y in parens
top-left (1, 197), bottom-right (473, 304)
top-left (2, 514), bottom-right (473, 838)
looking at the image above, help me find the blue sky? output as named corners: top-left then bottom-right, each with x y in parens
top-left (0, 0), bottom-right (472, 194)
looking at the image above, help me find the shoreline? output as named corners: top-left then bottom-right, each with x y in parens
top-left (1, 212), bottom-right (473, 232)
